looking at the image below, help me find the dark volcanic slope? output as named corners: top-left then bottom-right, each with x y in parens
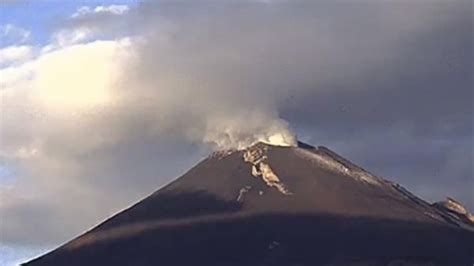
top-left (24, 142), bottom-right (473, 266)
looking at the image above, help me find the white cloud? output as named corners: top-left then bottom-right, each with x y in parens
top-left (93, 5), bottom-right (130, 15)
top-left (0, 38), bottom-right (132, 165)
top-left (0, 38), bottom-right (137, 246)
top-left (51, 27), bottom-right (95, 47)
top-left (0, 24), bottom-right (30, 44)
top-left (71, 5), bottom-right (129, 18)
top-left (0, 45), bottom-right (33, 65)
top-left (33, 40), bottom-right (129, 110)
top-left (50, 4), bottom-right (131, 47)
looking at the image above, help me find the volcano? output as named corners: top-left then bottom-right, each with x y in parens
top-left (24, 142), bottom-right (473, 266)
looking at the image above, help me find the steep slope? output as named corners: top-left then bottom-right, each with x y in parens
top-left (24, 142), bottom-right (473, 266)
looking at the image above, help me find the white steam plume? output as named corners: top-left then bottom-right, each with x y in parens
top-left (203, 112), bottom-right (296, 150)
top-left (108, 7), bottom-right (301, 150)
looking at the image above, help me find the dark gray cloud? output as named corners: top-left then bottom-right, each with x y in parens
top-left (133, 0), bottom-right (472, 207)
top-left (277, 1), bottom-right (472, 209)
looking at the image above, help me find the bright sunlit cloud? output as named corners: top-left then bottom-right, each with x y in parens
top-left (32, 40), bottom-right (130, 111)
top-left (0, 45), bottom-right (33, 65)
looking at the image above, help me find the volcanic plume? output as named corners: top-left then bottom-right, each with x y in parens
top-left (24, 141), bottom-right (473, 266)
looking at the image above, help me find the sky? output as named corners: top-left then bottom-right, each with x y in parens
top-left (0, 0), bottom-right (472, 265)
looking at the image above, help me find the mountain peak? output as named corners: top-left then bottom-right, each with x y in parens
top-left (24, 141), bottom-right (474, 266)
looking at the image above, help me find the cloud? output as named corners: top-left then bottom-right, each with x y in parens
top-left (1, 40), bottom-right (126, 244)
top-left (1, 39), bottom-right (131, 159)
top-left (51, 27), bottom-right (95, 46)
top-left (71, 5), bottom-right (130, 18)
top-left (47, 4), bottom-right (131, 47)
top-left (0, 36), bottom-right (206, 246)
top-left (0, 0), bottom-right (472, 251)
top-left (0, 24), bottom-right (30, 44)
top-left (0, 45), bottom-right (33, 65)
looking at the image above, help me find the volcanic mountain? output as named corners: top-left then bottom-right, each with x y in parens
top-left (24, 142), bottom-right (473, 266)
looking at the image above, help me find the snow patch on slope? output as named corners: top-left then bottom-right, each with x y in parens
top-left (434, 198), bottom-right (474, 225)
top-left (237, 186), bottom-right (252, 202)
top-left (294, 147), bottom-right (382, 186)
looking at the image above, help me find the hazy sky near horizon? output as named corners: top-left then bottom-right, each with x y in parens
top-left (0, 1), bottom-right (472, 265)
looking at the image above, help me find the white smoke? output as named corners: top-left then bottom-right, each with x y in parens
top-left (103, 8), bottom-right (301, 150)
top-left (202, 112), bottom-right (296, 150)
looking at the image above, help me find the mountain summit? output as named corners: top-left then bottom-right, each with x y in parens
top-left (24, 142), bottom-right (473, 266)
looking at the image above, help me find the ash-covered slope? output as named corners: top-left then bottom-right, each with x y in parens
top-left (24, 142), bottom-right (473, 266)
